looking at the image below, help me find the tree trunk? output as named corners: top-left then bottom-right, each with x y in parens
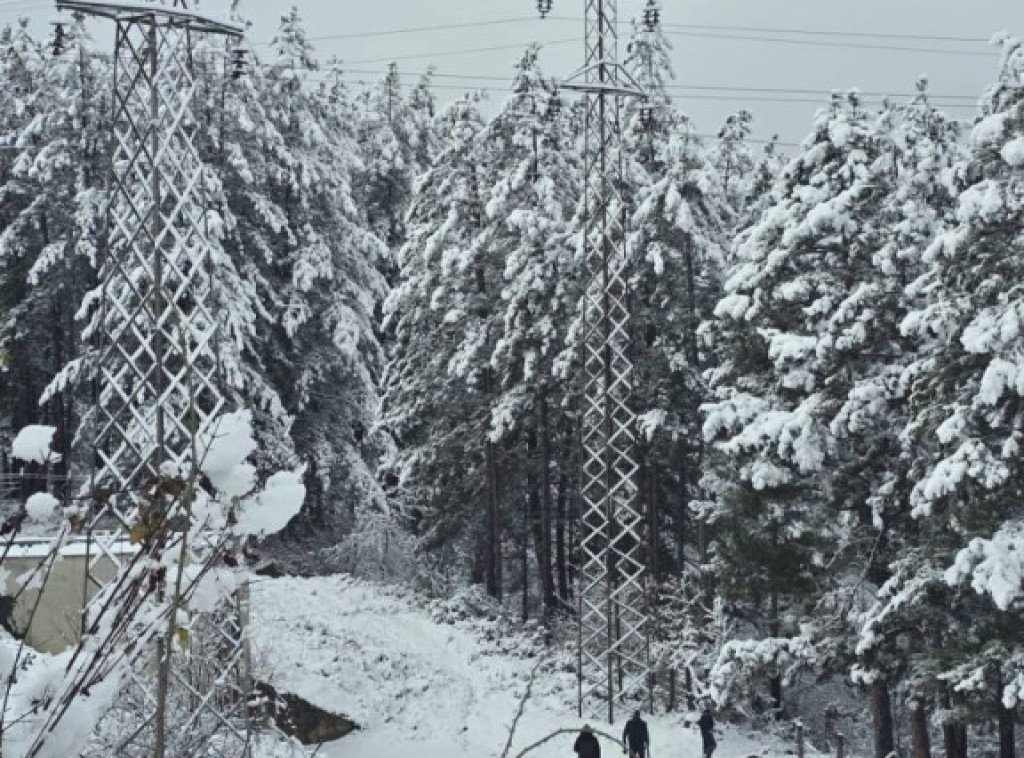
top-left (484, 406), bottom-right (502, 598)
top-left (646, 453), bottom-right (661, 584)
top-left (1000, 692), bottom-right (1015, 758)
top-left (942, 690), bottom-right (968, 758)
top-left (768, 566), bottom-right (783, 719)
top-left (520, 529), bottom-right (529, 622)
top-left (674, 439), bottom-right (688, 573)
top-left (555, 468), bottom-right (568, 604)
top-left (870, 678), bottom-right (896, 758)
top-left (470, 538), bottom-right (485, 587)
top-left (473, 171), bottom-right (502, 600)
top-left (910, 698), bottom-right (931, 758)
top-left (537, 394), bottom-right (556, 617)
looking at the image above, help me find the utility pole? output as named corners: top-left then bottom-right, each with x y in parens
top-left (53, 1), bottom-right (251, 755)
top-left (536, 0), bottom-right (651, 723)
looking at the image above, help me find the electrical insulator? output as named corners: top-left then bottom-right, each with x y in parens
top-left (639, 104), bottom-right (656, 131)
top-left (545, 91), bottom-right (562, 122)
top-left (538, 0), bottom-right (553, 19)
top-left (52, 23), bottom-right (66, 57)
top-left (643, 1), bottom-right (660, 32)
top-left (230, 47), bottom-right (247, 81)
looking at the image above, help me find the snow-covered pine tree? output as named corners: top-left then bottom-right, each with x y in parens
top-left (892, 39), bottom-right (1024, 758)
top-left (215, 8), bottom-right (390, 574)
top-left (407, 67), bottom-right (442, 175)
top-left (479, 45), bottom-right (581, 618)
top-left (184, 21), bottom-right (295, 469)
top-left (703, 92), bottom-right (894, 719)
top-left (623, 9), bottom-right (675, 172)
top-left (381, 94), bottom-right (496, 590)
top-left (0, 17), bottom-right (105, 470)
top-left (711, 109), bottom-right (756, 218)
top-left (622, 10), bottom-right (732, 702)
top-left (357, 61), bottom-right (417, 257)
top-left (740, 136), bottom-right (787, 230)
top-left (844, 79), bottom-right (963, 758)
top-left (384, 46), bottom-right (582, 614)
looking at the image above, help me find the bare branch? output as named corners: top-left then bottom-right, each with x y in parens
top-left (513, 728), bottom-right (625, 758)
top-left (500, 656), bottom-right (546, 758)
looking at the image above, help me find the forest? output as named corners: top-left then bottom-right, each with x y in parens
top-left (2, 4), bottom-right (1024, 757)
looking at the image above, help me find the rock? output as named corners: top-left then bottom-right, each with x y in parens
top-left (253, 681), bottom-right (358, 745)
top-left (0, 595), bottom-right (21, 638)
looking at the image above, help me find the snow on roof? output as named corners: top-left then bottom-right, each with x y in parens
top-left (4, 534), bottom-right (137, 559)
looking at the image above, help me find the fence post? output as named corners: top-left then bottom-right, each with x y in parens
top-left (796, 721), bottom-right (805, 758)
top-left (836, 732), bottom-right (845, 758)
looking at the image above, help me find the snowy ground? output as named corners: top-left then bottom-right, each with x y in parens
top-left (251, 575), bottom-right (824, 758)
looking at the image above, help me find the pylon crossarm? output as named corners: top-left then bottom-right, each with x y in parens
top-left (56, 0), bottom-right (243, 36)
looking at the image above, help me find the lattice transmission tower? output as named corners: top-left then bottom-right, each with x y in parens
top-left (53, 1), bottom-right (251, 755)
top-left (537, 0), bottom-right (652, 723)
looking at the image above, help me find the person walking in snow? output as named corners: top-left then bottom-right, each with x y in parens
top-left (698, 706), bottom-right (717, 758)
top-left (574, 725), bottom-right (601, 758)
top-left (622, 711), bottom-right (650, 758)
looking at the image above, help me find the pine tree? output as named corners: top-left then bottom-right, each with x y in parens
top-left (623, 10), bottom-right (734, 702)
top-left (704, 92), bottom-right (893, 717)
top-left (0, 17), bottom-right (105, 469)
top-left (383, 47), bottom-right (582, 611)
top-left (892, 40), bottom-right (1024, 757)
top-left (480, 45), bottom-right (581, 617)
top-left (711, 109), bottom-right (756, 218)
top-left (358, 62), bottom-right (417, 255)
top-left (844, 79), bottom-right (963, 758)
top-left (407, 67), bottom-right (442, 175)
top-left (381, 94), bottom-right (494, 588)
top-left (740, 136), bottom-right (786, 229)
top-left (215, 9), bottom-right (389, 572)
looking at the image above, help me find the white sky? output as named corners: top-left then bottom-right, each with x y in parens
top-left (8, 0), bottom-right (1024, 145)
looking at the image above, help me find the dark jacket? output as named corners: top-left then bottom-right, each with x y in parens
top-left (623, 716), bottom-right (650, 750)
top-left (698, 712), bottom-right (714, 736)
top-left (698, 712), bottom-right (717, 751)
top-left (574, 730), bottom-right (601, 758)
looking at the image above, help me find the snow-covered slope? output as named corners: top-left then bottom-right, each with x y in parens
top-left (251, 575), bottom-right (820, 758)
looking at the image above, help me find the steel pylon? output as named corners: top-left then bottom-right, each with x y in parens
top-left (53, 1), bottom-right (252, 755)
top-left (553, 0), bottom-right (652, 723)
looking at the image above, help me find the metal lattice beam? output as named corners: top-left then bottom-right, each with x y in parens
top-left (54, 2), bottom-right (251, 755)
top-left (557, 0), bottom-right (651, 724)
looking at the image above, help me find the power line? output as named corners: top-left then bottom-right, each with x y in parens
top-left (239, 14), bottom-right (997, 62)
top-left (293, 69), bottom-right (982, 109)
top-left (344, 37), bottom-right (581, 65)
top-left (321, 27), bottom-right (992, 61)
top-left (654, 28), bottom-right (995, 57)
top-left (337, 67), bottom-right (982, 101)
top-left (694, 133), bottom-right (802, 148)
top-left (251, 14), bottom-right (995, 49)
top-left (660, 21), bottom-right (989, 44)
top-left (253, 17), bottom-right (542, 46)
top-left (546, 15), bottom-right (992, 45)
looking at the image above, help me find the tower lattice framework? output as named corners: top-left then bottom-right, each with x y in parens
top-left (54, 2), bottom-right (252, 755)
top-left (544, 0), bottom-right (652, 723)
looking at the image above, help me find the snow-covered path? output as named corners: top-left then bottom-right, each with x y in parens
top-left (251, 575), bottom-right (819, 758)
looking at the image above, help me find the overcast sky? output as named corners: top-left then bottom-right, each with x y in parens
top-left (9, 0), bottom-right (1024, 145)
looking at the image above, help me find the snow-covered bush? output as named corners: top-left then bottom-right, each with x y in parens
top-left (0, 412), bottom-right (304, 757)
